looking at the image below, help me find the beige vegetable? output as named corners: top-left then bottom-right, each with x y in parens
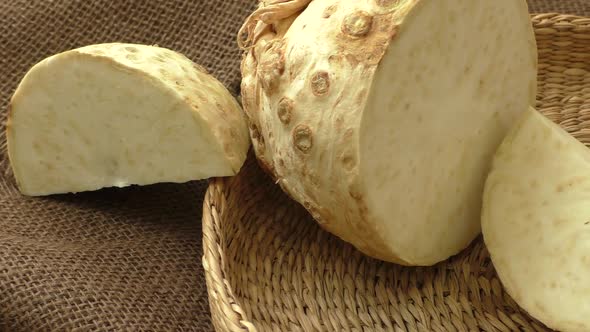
top-left (7, 43), bottom-right (250, 196)
top-left (239, 0), bottom-right (537, 265)
top-left (482, 108), bottom-right (590, 332)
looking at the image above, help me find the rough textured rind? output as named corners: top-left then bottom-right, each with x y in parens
top-left (240, 0), bottom-right (537, 265)
top-left (8, 43), bottom-right (250, 196)
top-left (482, 108), bottom-right (590, 332)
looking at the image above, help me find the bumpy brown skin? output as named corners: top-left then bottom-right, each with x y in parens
top-left (240, 0), bottom-right (418, 264)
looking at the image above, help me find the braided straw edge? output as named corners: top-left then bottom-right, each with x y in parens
top-left (202, 13), bottom-right (589, 332)
top-left (203, 174), bottom-right (258, 332)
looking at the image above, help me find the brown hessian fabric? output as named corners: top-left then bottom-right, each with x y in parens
top-left (0, 0), bottom-right (586, 331)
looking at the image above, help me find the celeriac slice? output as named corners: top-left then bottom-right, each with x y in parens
top-left (483, 108), bottom-right (590, 332)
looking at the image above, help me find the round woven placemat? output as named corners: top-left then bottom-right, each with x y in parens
top-left (203, 13), bottom-right (590, 332)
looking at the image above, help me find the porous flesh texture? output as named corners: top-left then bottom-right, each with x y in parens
top-left (482, 108), bottom-right (590, 332)
top-left (7, 43), bottom-right (250, 196)
top-left (241, 0), bottom-right (537, 265)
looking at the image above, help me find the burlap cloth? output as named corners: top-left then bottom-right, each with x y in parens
top-left (0, 0), bottom-right (587, 331)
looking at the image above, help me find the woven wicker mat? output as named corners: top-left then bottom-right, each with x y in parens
top-left (0, 0), bottom-right (586, 331)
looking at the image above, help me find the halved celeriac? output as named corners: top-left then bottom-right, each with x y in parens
top-left (7, 43), bottom-right (250, 196)
top-left (240, 0), bottom-right (538, 265)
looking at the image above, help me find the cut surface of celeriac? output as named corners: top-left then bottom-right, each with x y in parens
top-left (7, 43), bottom-right (250, 196)
top-left (240, 0), bottom-right (537, 265)
top-left (482, 108), bottom-right (590, 332)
